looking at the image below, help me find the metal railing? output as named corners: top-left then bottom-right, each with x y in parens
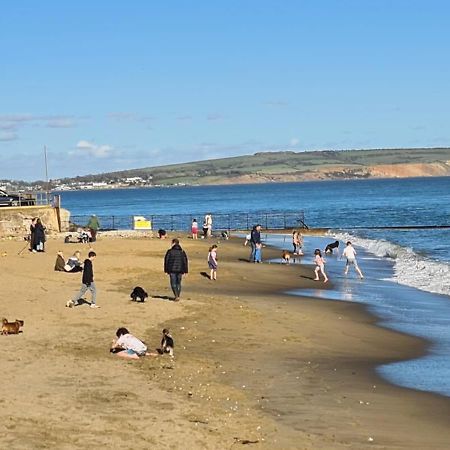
top-left (65, 211), bottom-right (307, 232)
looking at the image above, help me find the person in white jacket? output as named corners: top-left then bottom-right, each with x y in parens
top-left (342, 241), bottom-right (364, 279)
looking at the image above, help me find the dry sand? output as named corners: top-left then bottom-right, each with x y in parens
top-left (1, 234), bottom-right (449, 449)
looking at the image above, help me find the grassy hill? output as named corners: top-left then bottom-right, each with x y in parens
top-left (66, 147), bottom-right (450, 186)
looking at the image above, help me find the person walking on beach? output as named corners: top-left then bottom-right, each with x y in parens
top-left (87, 214), bottom-right (100, 242)
top-left (66, 251), bottom-right (100, 308)
top-left (208, 244), bottom-right (218, 280)
top-left (342, 241), bottom-right (364, 278)
top-left (191, 218), bottom-right (199, 240)
top-left (164, 238), bottom-right (189, 301)
top-left (314, 249), bottom-right (328, 283)
top-left (249, 224), bottom-right (261, 262)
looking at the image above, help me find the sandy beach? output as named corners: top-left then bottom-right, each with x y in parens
top-left (1, 233), bottom-right (450, 449)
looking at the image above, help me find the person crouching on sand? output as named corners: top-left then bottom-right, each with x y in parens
top-left (208, 244), bottom-right (218, 280)
top-left (314, 249), bottom-right (328, 283)
top-left (110, 327), bottom-right (156, 360)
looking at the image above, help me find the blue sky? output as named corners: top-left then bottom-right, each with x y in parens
top-left (1, 0), bottom-right (449, 180)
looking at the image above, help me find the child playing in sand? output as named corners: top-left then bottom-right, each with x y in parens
top-left (314, 249), bottom-right (328, 283)
top-left (110, 327), bottom-right (156, 360)
top-left (208, 244), bottom-right (218, 280)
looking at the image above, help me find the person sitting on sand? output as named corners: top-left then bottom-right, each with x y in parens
top-left (314, 249), bottom-right (328, 283)
top-left (54, 251), bottom-right (66, 271)
top-left (110, 327), bottom-right (156, 360)
top-left (64, 251), bottom-right (83, 273)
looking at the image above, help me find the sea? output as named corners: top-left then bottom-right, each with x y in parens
top-left (57, 177), bottom-right (450, 397)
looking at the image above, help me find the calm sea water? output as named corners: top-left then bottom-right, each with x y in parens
top-left (58, 177), bottom-right (450, 396)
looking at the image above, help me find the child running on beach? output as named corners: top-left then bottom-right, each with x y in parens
top-left (314, 249), bottom-right (328, 283)
top-left (110, 327), bottom-right (156, 360)
top-left (208, 244), bottom-right (218, 280)
top-left (342, 241), bottom-right (364, 278)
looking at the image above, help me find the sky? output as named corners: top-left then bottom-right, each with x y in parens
top-left (1, 0), bottom-right (449, 181)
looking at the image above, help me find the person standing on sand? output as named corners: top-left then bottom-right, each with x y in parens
top-left (203, 213), bottom-right (213, 238)
top-left (32, 218), bottom-right (46, 252)
top-left (87, 214), bottom-right (100, 242)
top-left (66, 251), bottom-right (100, 308)
top-left (249, 224), bottom-right (261, 262)
top-left (191, 218), bottom-right (198, 239)
top-left (342, 241), bottom-right (364, 278)
top-left (208, 244), bottom-right (218, 280)
top-left (314, 249), bottom-right (328, 283)
top-left (164, 238), bottom-right (189, 301)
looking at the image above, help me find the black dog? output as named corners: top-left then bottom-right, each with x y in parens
top-left (324, 240), bottom-right (340, 254)
top-left (130, 286), bottom-right (148, 302)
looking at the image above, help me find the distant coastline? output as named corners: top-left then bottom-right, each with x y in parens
top-left (3, 147), bottom-right (450, 192)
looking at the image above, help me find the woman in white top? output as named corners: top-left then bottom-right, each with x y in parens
top-left (342, 241), bottom-right (364, 278)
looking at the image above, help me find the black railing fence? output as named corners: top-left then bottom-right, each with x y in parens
top-left (66, 211), bottom-right (307, 232)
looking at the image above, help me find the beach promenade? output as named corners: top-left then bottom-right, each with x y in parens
top-left (1, 234), bottom-right (449, 449)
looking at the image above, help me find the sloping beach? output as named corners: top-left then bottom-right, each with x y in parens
top-left (1, 234), bottom-right (449, 449)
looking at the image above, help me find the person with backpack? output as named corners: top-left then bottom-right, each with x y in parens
top-left (164, 238), bottom-right (189, 301)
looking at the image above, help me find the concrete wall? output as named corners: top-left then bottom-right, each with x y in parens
top-left (0, 206), bottom-right (70, 237)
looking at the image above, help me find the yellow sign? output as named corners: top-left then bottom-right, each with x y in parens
top-left (133, 216), bottom-right (152, 230)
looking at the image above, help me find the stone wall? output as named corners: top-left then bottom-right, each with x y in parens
top-left (0, 206), bottom-right (70, 237)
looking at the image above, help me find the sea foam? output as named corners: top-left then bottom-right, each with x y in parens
top-left (332, 232), bottom-right (450, 297)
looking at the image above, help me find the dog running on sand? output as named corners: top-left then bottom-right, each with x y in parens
top-left (2, 318), bottom-right (24, 335)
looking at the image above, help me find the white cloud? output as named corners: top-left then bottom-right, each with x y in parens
top-left (46, 118), bottom-right (76, 128)
top-left (0, 131), bottom-right (18, 141)
top-left (75, 140), bottom-right (113, 158)
top-left (289, 138), bottom-right (300, 146)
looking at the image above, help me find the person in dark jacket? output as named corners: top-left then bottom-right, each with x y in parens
top-left (249, 224), bottom-right (261, 262)
top-left (66, 251), bottom-right (99, 308)
top-left (32, 218), bottom-right (46, 252)
top-left (164, 238), bottom-right (188, 301)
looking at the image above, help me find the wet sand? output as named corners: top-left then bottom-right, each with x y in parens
top-left (1, 234), bottom-right (449, 449)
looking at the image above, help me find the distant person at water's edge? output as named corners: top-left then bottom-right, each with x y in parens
top-left (87, 215), bottom-right (100, 242)
top-left (191, 218), bottom-right (198, 239)
top-left (342, 241), bottom-right (364, 278)
top-left (203, 213), bottom-right (212, 238)
top-left (164, 238), bottom-right (189, 301)
top-left (250, 224), bottom-right (261, 262)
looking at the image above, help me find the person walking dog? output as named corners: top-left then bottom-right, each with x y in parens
top-left (164, 238), bottom-right (189, 301)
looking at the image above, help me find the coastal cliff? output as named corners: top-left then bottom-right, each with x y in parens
top-left (56, 147), bottom-right (450, 187)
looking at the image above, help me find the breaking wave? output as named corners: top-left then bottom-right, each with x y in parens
top-left (332, 232), bottom-right (450, 297)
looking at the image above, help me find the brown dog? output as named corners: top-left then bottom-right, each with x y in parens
top-left (1, 318), bottom-right (24, 335)
top-left (282, 250), bottom-right (291, 264)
